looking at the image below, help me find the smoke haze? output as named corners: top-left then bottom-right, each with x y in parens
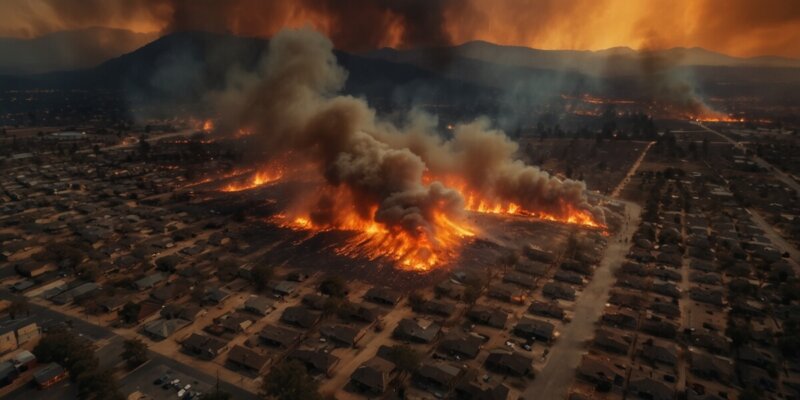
top-left (217, 28), bottom-right (603, 240)
top-left (2, 0), bottom-right (799, 58)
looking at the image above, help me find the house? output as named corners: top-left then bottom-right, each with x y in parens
top-left (364, 287), bottom-right (402, 306)
top-left (602, 306), bottom-right (638, 330)
top-left (689, 349), bottom-right (733, 383)
top-left (219, 313), bottom-right (254, 333)
top-left (640, 338), bottom-right (679, 367)
top-left (161, 304), bottom-right (205, 321)
top-left (484, 350), bottom-right (533, 376)
top-left (651, 281), bottom-right (680, 298)
top-left (133, 272), bottom-right (164, 290)
top-left (281, 306), bottom-right (321, 329)
top-left (438, 333), bottom-right (483, 359)
top-left (554, 270), bottom-right (585, 285)
top-left (227, 345), bottom-right (271, 374)
top-left (344, 302), bottom-right (383, 323)
top-left (628, 375), bottom-right (675, 400)
top-left (150, 282), bottom-right (189, 303)
top-left (302, 294), bottom-right (328, 310)
top-left (51, 282), bottom-right (99, 305)
top-left (0, 328), bottom-right (18, 354)
top-left (287, 349), bottom-right (340, 377)
top-left (467, 306), bottom-right (508, 329)
top-left (204, 288), bottom-right (231, 305)
top-left (561, 259), bottom-right (593, 275)
top-left (415, 362), bottom-right (464, 393)
top-left (542, 282), bottom-right (576, 301)
top-left (455, 380), bottom-right (511, 400)
top-left (736, 346), bottom-right (776, 370)
top-left (15, 262), bottom-right (52, 278)
top-left (594, 329), bottom-right (632, 355)
top-left (286, 271), bottom-right (309, 282)
top-left (524, 245), bottom-right (555, 263)
top-left (577, 355), bottom-right (625, 387)
top-left (319, 324), bottom-right (366, 347)
top-left (608, 290), bottom-right (646, 308)
top-left (351, 356), bottom-right (396, 394)
top-left (0, 361), bottom-right (17, 387)
top-left (514, 317), bottom-right (555, 342)
top-left (689, 332), bottom-right (731, 355)
top-left (33, 363), bottom-right (67, 389)
top-left (488, 284), bottom-right (526, 304)
top-left (689, 288), bottom-right (725, 306)
top-left (516, 260), bottom-right (549, 277)
top-left (181, 333), bottom-right (229, 360)
top-left (435, 280), bottom-right (465, 300)
top-left (244, 296), bottom-right (275, 316)
top-left (649, 300), bottom-right (681, 319)
top-left (502, 272), bottom-right (536, 289)
top-left (12, 350), bottom-right (36, 371)
top-left (393, 318), bottom-right (441, 343)
top-left (267, 280), bottom-right (297, 297)
top-left (142, 318), bottom-right (190, 341)
top-left (98, 296), bottom-right (127, 313)
top-left (259, 325), bottom-right (302, 348)
top-left (640, 316), bottom-right (679, 339)
top-left (419, 299), bottom-right (457, 317)
top-left (529, 301), bottom-right (565, 320)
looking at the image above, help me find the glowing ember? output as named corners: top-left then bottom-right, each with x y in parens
top-left (202, 119), bottom-right (214, 132)
top-left (463, 194), bottom-right (604, 229)
top-left (275, 207), bottom-right (475, 272)
top-left (220, 168), bottom-right (283, 192)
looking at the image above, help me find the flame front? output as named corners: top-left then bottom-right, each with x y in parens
top-left (275, 206), bottom-right (475, 272)
top-left (464, 193), bottom-right (604, 228)
top-left (220, 168), bottom-right (284, 192)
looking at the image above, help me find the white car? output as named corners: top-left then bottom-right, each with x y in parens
top-left (177, 389), bottom-right (186, 398)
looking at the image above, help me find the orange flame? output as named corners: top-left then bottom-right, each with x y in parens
top-left (275, 204), bottom-right (475, 272)
top-left (220, 168), bottom-right (284, 192)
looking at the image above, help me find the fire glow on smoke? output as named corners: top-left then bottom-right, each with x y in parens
top-left (200, 28), bottom-right (607, 272)
top-left (213, 165), bottom-right (604, 272)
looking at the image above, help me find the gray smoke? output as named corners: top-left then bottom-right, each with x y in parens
top-left (216, 28), bottom-right (604, 239)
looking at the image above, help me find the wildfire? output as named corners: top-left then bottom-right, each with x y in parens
top-left (462, 193), bottom-right (604, 229)
top-left (202, 119), bottom-right (214, 132)
top-left (275, 207), bottom-right (475, 272)
top-left (693, 115), bottom-right (745, 123)
top-left (220, 168), bottom-right (284, 192)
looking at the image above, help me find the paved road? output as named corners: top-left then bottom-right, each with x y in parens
top-left (747, 209), bottom-right (799, 265)
top-left (610, 141), bottom-right (655, 198)
top-left (521, 201), bottom-right (642, 400)
top-left (696, 122), bottom-right (800, 195)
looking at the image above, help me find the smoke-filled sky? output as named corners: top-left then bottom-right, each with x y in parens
top-left (1, 0), bottom-right (799, 58)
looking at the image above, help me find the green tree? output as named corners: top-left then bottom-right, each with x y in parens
top-left (319, 276), bottom-right (347, 298)
top-left (121, 338), bottom-right (149, 369)
top-left (252, 264), bottom-right (273, 292)
top-left (262, 360), bottom-right (322, 400)
top-left (76, 368), bottom-right (124, 400)
top-left (408, 291), bottom-right (426, 311)
top-left (119, 302), bottom-right (141, 324)
top-left (385, 345), bottom-right (422, 375)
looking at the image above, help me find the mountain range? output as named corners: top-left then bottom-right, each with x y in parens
top-left (0, 27), bottom-right (158, 75)
top-left (2, 30), bottom-right (799, 118)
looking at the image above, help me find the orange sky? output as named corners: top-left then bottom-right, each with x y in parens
top-left (2, 0), bottom-right (799, 58)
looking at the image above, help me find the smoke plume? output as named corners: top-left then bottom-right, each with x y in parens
top-left (216, 28), bottom-right (603, 241)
